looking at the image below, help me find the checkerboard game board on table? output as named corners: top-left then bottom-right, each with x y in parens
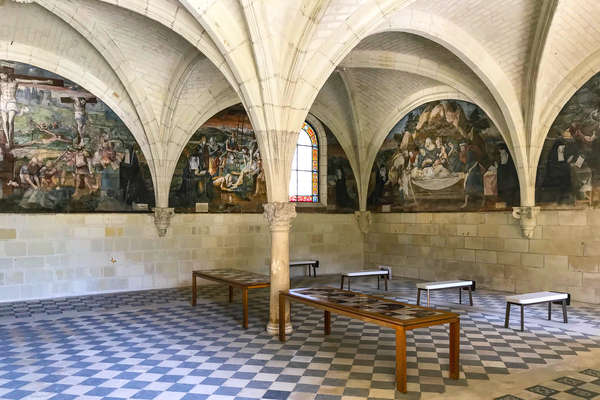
top-left (0, 276), bottom-right (599, 400)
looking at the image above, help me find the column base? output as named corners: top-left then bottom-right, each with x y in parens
top-left (266, 321), bottom-right (293, 335)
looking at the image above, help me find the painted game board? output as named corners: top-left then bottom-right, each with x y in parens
top-left (193, 269), bottom-right (270, 286)
top-left (289, 287), bottom-right (445, 320)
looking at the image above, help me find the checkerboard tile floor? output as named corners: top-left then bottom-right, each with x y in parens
top-left (495, 368), bottom-right (600, 399)
top-left (0, 276), bottom-right (599, 399)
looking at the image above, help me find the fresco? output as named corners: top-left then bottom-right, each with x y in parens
top-left (325, 127), bottom-right (358, 211)
top-left (367, 100), bottom-right (519, 212)
top-left (169, 105), bottom-right (266, 212)
top-left (0, 61), bottom-right (154, 212)
top-left (536, 73), bottom-right (600, 208)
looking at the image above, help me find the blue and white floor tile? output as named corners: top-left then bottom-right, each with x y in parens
top-left (0, 276), bottom-right (599, 399)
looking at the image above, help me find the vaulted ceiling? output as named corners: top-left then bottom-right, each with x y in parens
top-left (1, 0), bottom-right (598, 207)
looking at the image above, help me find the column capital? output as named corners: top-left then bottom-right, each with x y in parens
top-left (152, 207), bottom-right (174, 237)
top-left (263, 202), bottom-right (296, 231)
top-left (512, 206), bottom-right (540, 239)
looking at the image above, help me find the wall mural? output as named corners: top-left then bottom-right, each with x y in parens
top-left (367, 100), bottom-right (519, 212)
top-left (325, 127), bottom-right (358, 212)
top-left (169, 105), bottom-right (267, 212)
top-left (536, 73), bottom-right (600, 207)
top-left (0, 61), bottom-right (154, 212)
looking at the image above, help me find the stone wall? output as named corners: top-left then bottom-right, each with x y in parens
top-left (0, 213), bottom-right (362, 302)
top-left (365, 210), bottom-right (600, 304)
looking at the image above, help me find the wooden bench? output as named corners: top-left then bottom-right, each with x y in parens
top-left (278, 287), bottom-right (460, 393)
top-left (504, 291), bottom-right (569, 331)
top-left (416, 280), bottom-right (475, 307)
top-left (340, 266), bottom-right (391, 291)
top-left (290, 260), bottom-right (319, 277)
top-left (192, 269), bottom-right (270, 329)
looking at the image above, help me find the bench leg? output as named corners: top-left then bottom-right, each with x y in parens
top-left (468, 286), bottom-right (473, 306)
top-left (377, 275), bottom-right (380, 290)
top-left (427, 289), bottom-right (430, 307)
top-left (314, 261), bottom-right (318, 277)
top-left (504, 303), bottom-right (510, 328)
top-left (229, 286), bottom-right (233, 303)
top-left (191, 273), bottom-right (197, 306)
top-left (459, 288), bottom-right (462, 304)
top-left (548, 301), bottom-right (551, 320)
top-left (395, 327), bottom-right (407, 392)
top-left (340, 276), bottom-right (344, 290)
top-left (520, 304), bottom-right (524, 331)
top-left (416, 288), bottom-right (421, 305)
top-left (385, 274), bottom-right (388, 291)
top-left (324, 310), bottom-right (331, 335)
top-left (562, 299), bottom-right (568, 323)
top-left (348, 278), bottom-right (351, 291)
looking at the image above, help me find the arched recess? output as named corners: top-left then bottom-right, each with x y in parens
top-left (366, 98), bottom-right (520, 213)
top-left (534, 72), bottom-right (600, 208)
top-left (0, 60), bottom-right (155, 212)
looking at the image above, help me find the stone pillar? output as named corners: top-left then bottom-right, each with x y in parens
top-left (512, 206), bottom-right (540, 239)
top-left (263, 201), bottom-right (296, 335)
top-left (152, 207), bottom-right (174, 237)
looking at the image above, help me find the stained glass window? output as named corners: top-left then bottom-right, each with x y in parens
top-left (289, 122), bottom-right (319, 202)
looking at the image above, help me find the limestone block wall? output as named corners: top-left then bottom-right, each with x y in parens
top-left (0, 213), bottom-right (362, 302)
top-left (365, 210), bottom-right (600, 304)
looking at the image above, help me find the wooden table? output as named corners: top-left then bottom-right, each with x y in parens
top-left (192, 269), bottom-right (270, 329)
top-left (278, 287), bottom-right (460, 392)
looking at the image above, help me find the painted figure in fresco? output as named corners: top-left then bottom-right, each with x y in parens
top-left (73, 97), bottom-right (87, 145)
top-left (72, 145), bottom-right (98, 198)
top-left (461, 144), bottom-right (485, 208)
top-left (496, 144), bottom-right (519, 206)
top-left (0, 69), bottom-right (52, 148)
top-left (541, 140), bottom-right (574, 203)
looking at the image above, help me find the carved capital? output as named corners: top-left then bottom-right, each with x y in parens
top-left (152, 207), bottom-right (174, 237)
top-left (354, 211), bottom-right (372, 235)
top-left (512, 206), bottom-right (540, 239)
top-left (263, 202), bottom-right (296, 231)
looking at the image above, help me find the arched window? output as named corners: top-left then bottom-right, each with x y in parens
top-left (289, 122), bottom-right (319, 202)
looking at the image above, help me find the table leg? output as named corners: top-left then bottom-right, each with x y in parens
top-left (548, 301), bottom-right (551, 320)
top-left (314, 261), bottom-right (318, 277)
top-left (377, 275), bottom-right (380, 290)
top-left (504, 303), bottom-right (510, 328)
top-left (562, 299), bottom-right (568, 323)
top-left (395, 327), bottom-right (407, 392)
top-left (324, 310), bottom-right (331, 335)
top-left (279, 293), bottom-right (286, 342)
top-left (416, 288), bottom-right (421, 305)
top-left (385, 275), bottom-right (388, 291)
top-left (191, 273), bottom-right (197, 306)
top-left (459, 288), bottom-right (462, 304)
top-left (229, 286), bottom-right (233, 303)
top-left (449, 319), bottom-right (460, 380)
top-left (340, 276), bottom-right (344, 290)
top-left (520, 304), bottom-right (524, 331)
top-left (468, 286), bottom-right (473, 306)
top-left (242, 287), bottom-right (248, 329)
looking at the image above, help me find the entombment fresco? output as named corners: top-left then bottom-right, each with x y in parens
top-left (0, 61), bottom-right (154, 212)
top-left (169, 106), bottom-right (267, 212)
top-left (368, 100), bottom-right (519, 212)
top-left (536, 73), bottom-right (600, 208)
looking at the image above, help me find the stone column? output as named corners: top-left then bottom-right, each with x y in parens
top-left (263, 201), bottom-right (296, 335)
